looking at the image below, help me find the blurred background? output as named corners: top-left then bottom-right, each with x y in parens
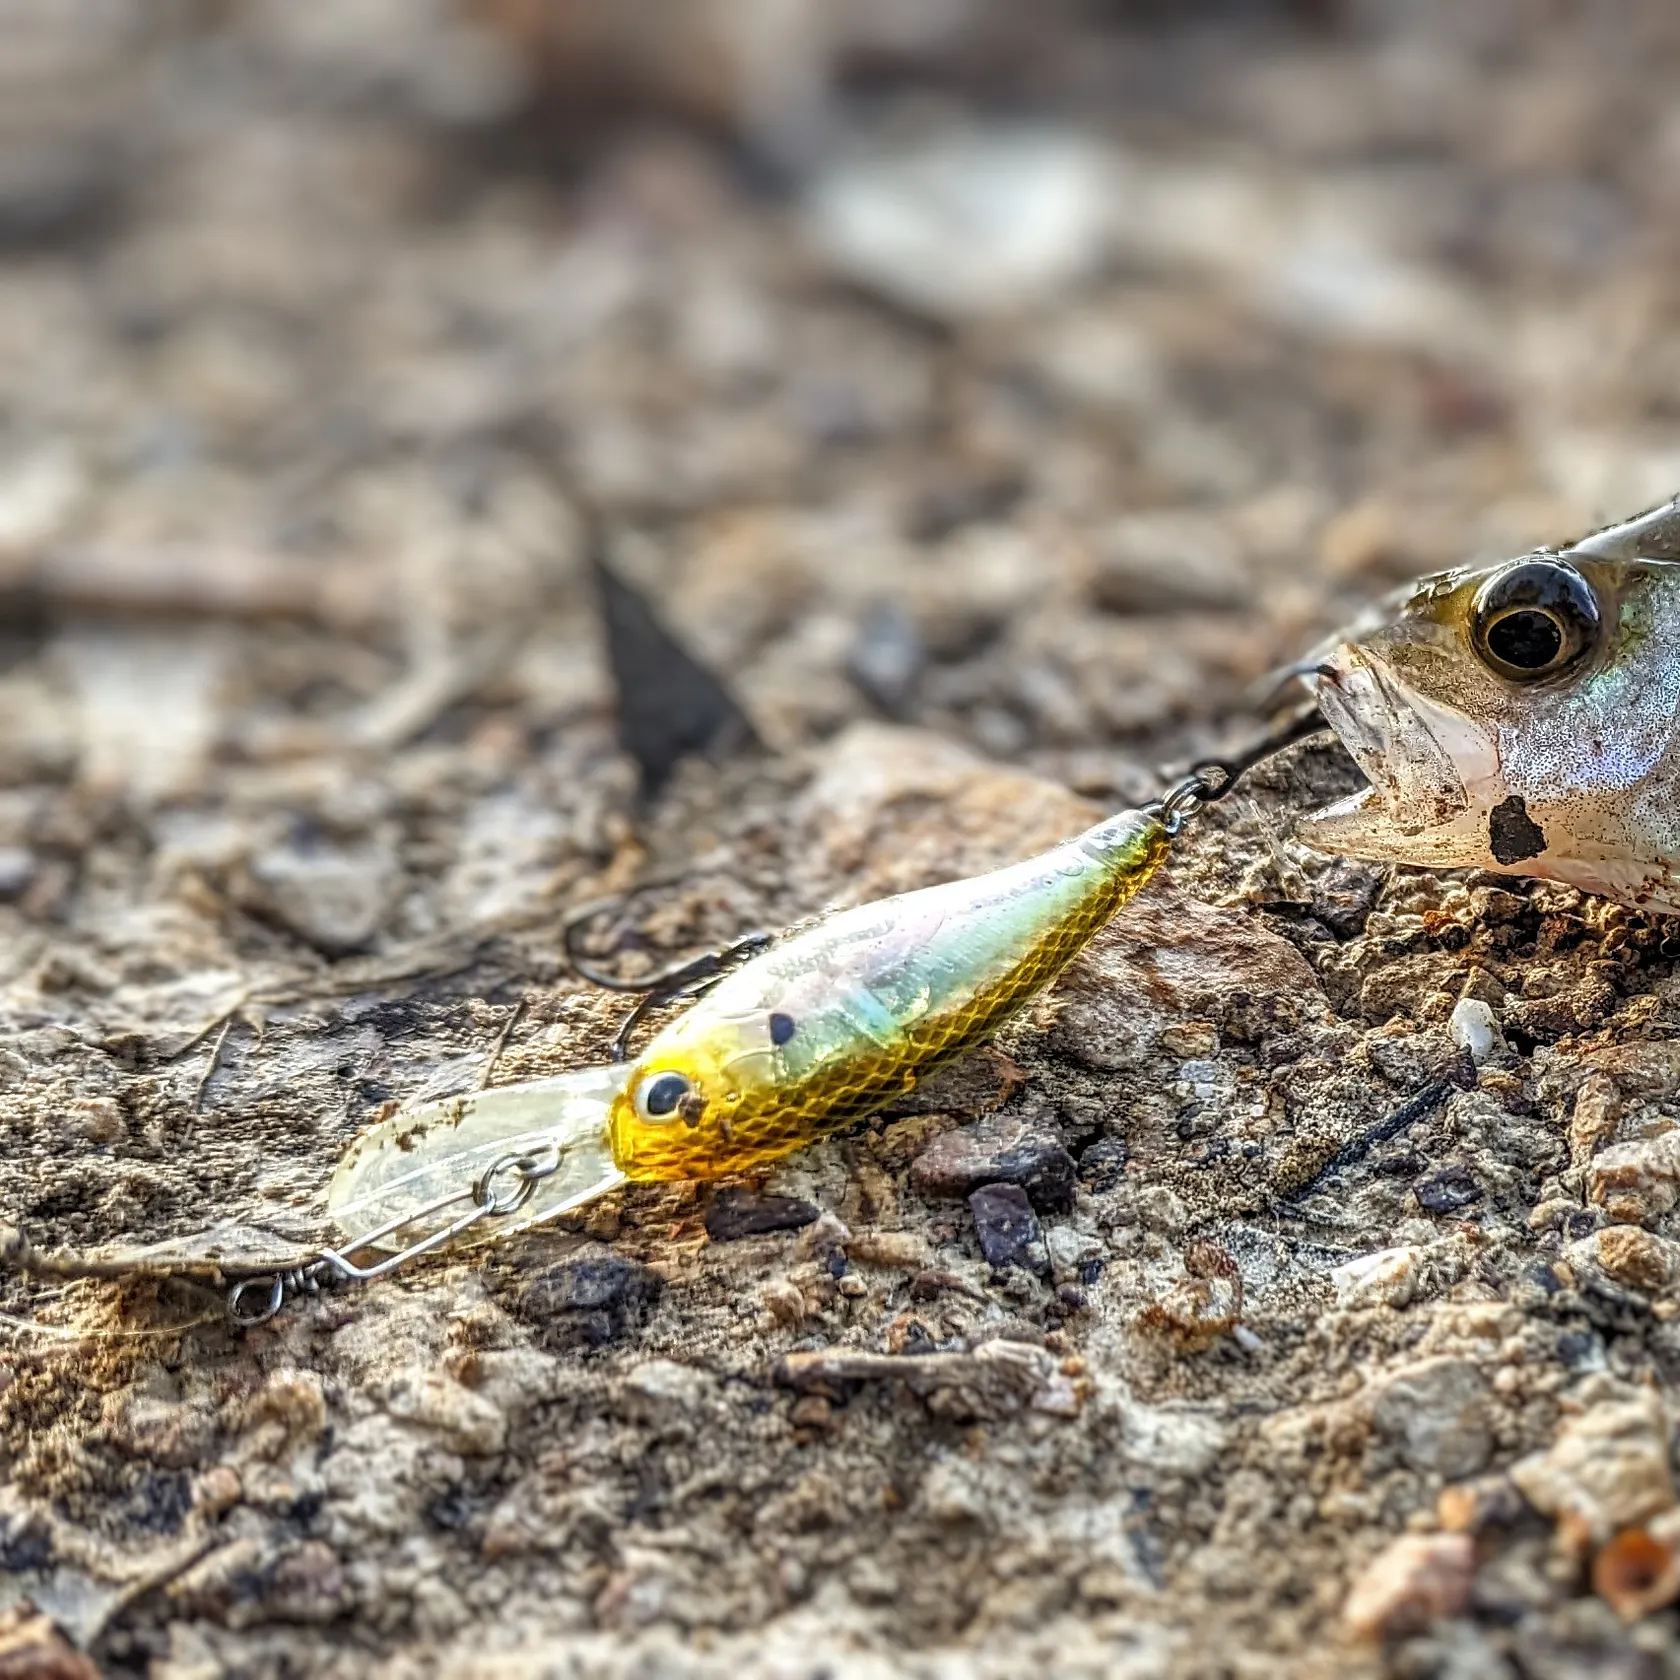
top-left (1, 0), bottom-right (1678, 953)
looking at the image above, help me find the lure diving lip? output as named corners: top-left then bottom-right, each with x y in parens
top-left (325, 1063), bottom-right (629, 1247)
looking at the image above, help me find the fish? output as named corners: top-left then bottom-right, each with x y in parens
top-left (326, 800), bottom-right (1175, 1257)
top-left (1300, 492), bottom-right (1680, 911)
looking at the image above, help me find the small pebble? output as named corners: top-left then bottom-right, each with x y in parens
top-left (1448, 997), bottom-right (1501, 1066)
top-left (1044, 1224), bottom-right (1102, 1273)
top-left (1342, 1532), bottom-right (1474, 1641)
top-left (846, 600), bottom-right (923, 716)
top-left (912, 1117), bottom-right (1075, 1213)
top-left (622, 1360), bottom-right (712, 1431)
top-left (967, 1182), bottom-right (1042, 1270)
top-left (1332, 1246), bottom-right (1424, 1309)
top-left (0, 847), bottom-right (36, 900)
top-left (1413, 1163), bottom-right (1481, 1214)
top-left (1589, 1225), bottom-right (1678, 1292)
top-left (1311, 860), bottom-right (1385, 939)
top-left (1510, 1394), bottom-right (1674, 1546)
top-left (805, 125), bottom-right (1115, 321)
top-left (761, 1280), bottom-right (805, 1327)
top-left (245, 833), bottom-right (395, 955)
top-left (1589, 1129), bottom-right (1680, 1224)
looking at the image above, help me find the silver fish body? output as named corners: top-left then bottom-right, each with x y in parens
top-left (1301, 494), bottom-right (1680, 911)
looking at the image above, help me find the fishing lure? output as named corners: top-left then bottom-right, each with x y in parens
top-left (225, 732), bottom-right (1301, 1325)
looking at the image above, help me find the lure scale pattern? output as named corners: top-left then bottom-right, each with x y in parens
top-left (608, 809), bottom-right (1171, 1179)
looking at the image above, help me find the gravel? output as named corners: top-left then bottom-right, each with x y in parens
top-left (4, 3), bottom-right (1680, 1678)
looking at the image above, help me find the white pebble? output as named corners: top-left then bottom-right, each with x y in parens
top-left (1449, 997), bottom-right (1501, 1066)
top-left (1332, 1246), bottom-right (1424, 1309)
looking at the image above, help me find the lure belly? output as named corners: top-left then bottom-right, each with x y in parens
top-left (326, 804), bottom-right (1170, 1245)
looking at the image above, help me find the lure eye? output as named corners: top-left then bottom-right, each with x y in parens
top-left (1470, 559), bottom-right (1601, 683)
top-left (634, 1071), bottom-right (692, 1123)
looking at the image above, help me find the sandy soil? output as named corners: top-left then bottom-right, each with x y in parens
top-left (3, 3), bottom-right (1680, 1676)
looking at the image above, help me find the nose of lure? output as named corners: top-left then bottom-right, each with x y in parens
top-left (326, 1063), bottom-right (630, 1250)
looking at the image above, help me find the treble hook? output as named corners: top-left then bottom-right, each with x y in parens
top-left (562, 887), bottom-right (775, 1061)
top-left (226, 1142), bottom-right (567, 1326)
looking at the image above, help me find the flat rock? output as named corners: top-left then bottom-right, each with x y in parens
top-left (1368, 1356), bottom-right (1492, 1479)
top-left (1053, 889), bottom-right (1328, 1069)
top-left (243, 833), bottom-right (397, 955)
top-left (511, 1254), bottom-right (665, 1351)
top-left (804, 126), bottom-right (1115, 321)
top-left (910, 1114), bottom-right (1075, 1212)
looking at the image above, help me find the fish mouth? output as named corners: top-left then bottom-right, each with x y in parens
top-left (1301, 644), bottom-right (1499, 864)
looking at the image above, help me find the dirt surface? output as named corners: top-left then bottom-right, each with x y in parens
top-left (6, 3), bottom-right (1680, 1676)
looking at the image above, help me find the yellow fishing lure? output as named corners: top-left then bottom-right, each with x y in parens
top-left (247, 740), bottom-right (1300, 1323)
top-left (324, 803), bottom-right (1171, 1259)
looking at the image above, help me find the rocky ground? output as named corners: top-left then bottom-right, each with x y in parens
top-left (5, 2), bottom-right (1680, 1676)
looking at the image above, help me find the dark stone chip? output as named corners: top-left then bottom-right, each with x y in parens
top-left (845, 599), bottom-right (925, 716)
top-left (704, 1186), bottom-right (820, 1242)
top-left (1075, 1135), bottom-right (1128, 1189)
top-left (1311, 859), bottom-right (1385, 939)
top-left (1375, 1147), bottom-right (1425, 1178)
top-left (1554, 1329), bottom-right (1606, 1370)
top-left (1413, 1162), bottom-right (1483, 1213)
top-left (913, 1117), bottom-right (1076, 1212)
top-left (512, 1255), bottom-right (664, 1349)
top-left (967, 1182), bottom-right (1042, 1270)
top-left (593, 542), bottom-right (756, 794)
top-left (130, 1469), bottom-right (193, 1535)
top-left (0, 1513), bottom-right (52, 1573)
top-left (1563, 1207), bottom-right (1601, 1241)
top-left (427, 1490), bottom-right (476, 1531)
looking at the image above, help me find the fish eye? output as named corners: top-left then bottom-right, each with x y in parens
top-left (1470, 559), bottom-right (1601, 683)
top-left (634, 1071), bottom-right (692, 1122)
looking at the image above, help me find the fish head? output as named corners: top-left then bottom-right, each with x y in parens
top-left (607, 997), bottom-right (796, 1179)
top-left (1303, 546), bottom-right (1680, 907)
